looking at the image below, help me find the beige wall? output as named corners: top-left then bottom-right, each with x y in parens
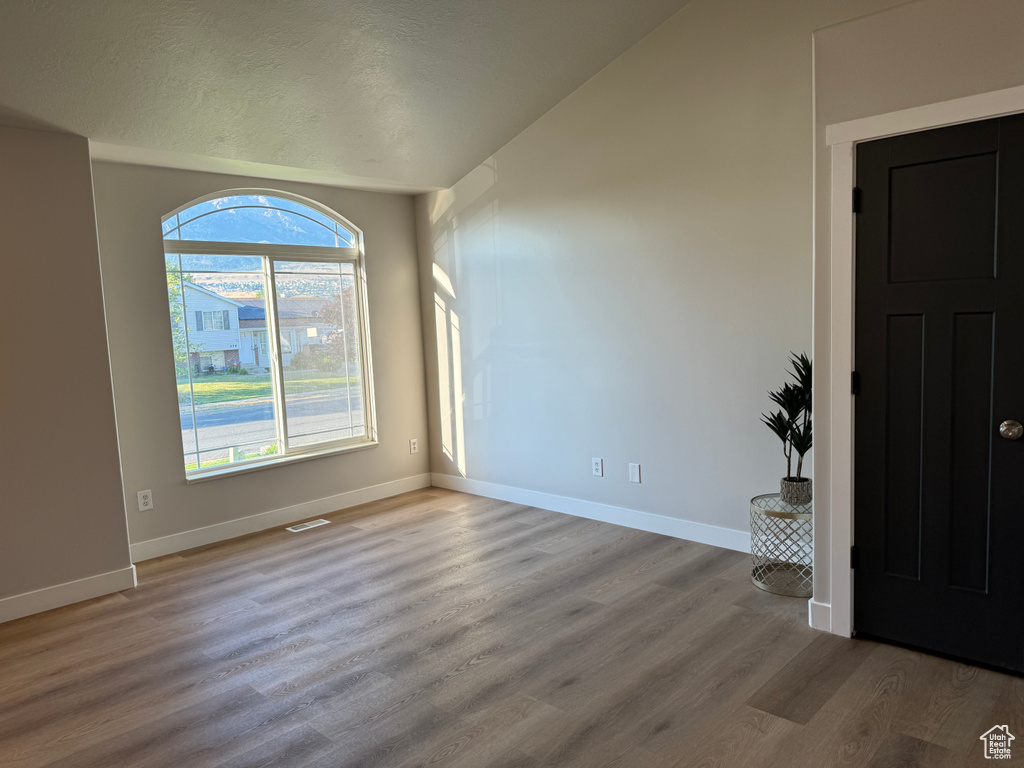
top-left (0, 127), bottom-right (132, 599)
top-left (416, 0), bottom-right (900, 537)
top-left (812, 0), bottom-right (1024, 610)
top-left (91, 162), bottom-right (429, 546)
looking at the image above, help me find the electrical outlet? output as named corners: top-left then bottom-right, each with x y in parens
top-left (629, 463), bottom-right (641, 484)
top-left (137, 490), bottom-right (153, 511)
top-left (410, 438), bottom-right (419, 454)
top-left (592, 458), bottom-right (604, 477)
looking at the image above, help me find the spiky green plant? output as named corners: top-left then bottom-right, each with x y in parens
top-left (761, 353), bottom-right (813, 480)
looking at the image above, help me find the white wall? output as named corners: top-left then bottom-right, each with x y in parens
top-left (0, 127), bottom-right (134, 616)
top-left (415, 0), bottom-right (901, 545)
top-left (812, 0), bottom-right (1024, 622)
top-left (92, 162), bottom-right (430, 551)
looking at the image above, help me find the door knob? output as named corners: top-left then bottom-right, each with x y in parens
top-left (999, 420), bottom-right (1023, 440)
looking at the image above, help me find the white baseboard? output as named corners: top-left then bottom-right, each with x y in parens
top-left (0, 565), bottom-right (137, 625)
top-left (430, 473), bottom-right (749, 553)
top-left (130, 473), bottom-right (433, 562)
top-left (808, 599), bottom-right (831, 632)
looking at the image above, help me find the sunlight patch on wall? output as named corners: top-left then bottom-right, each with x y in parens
top-left (451, 310), bottom-right (466, 477)
top-left (434, 292), bottom-right (453, 461)
top-left (433, 262), bottom-right (456, 299)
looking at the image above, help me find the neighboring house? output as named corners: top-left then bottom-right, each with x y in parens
top-left (236, 297), bottom-right (333, 370)
top-left (236, 305), bottom-right (270, 369)
top-left (178, 283), bottom-right (339, 373)
top-left (181, 283), bottom-right (243, 372)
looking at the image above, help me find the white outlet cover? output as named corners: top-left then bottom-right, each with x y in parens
top-left (629, 463), bottom-right (641, 483)
top-left (410, 438), bottom-right (419, 454)
top-left (137, 490), bottom-right (153, 511)
top-left (592, 458), bottom-right (603, 477)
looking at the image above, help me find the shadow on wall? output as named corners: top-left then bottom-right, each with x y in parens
top-left (427, 159), bottom-right (503, 479)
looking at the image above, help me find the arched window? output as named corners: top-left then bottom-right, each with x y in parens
top-left (163, 190), bottom-right (375, 477)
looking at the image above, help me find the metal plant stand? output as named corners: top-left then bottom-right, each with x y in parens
top-left (750, 493), bottom-right (813, 597)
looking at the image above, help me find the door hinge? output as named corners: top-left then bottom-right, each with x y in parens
top-left (851, 371), bottom-right (860, 396)
top-left (850, 545), bottom-right (860, 570)
top-left (852, 187), bottom-right (862, 213)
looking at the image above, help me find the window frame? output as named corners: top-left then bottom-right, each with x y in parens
top-left (163, 189), bottom-right (378, 481)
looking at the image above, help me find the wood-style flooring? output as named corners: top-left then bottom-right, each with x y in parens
top-left (0, 488), bottom-right (1019, 767)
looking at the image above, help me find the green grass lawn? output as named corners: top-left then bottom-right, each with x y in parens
top-left (177, 372), bottom-right (358, 405)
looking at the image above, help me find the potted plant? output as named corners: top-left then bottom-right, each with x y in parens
top-left (761, 353), bottom-right (813, 505)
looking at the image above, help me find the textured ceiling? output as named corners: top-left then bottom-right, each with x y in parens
top-left (0, 0), bottom-right (691, 190)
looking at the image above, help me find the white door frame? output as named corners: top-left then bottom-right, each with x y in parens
top-left (824, 84), bottom-right (1024, 638)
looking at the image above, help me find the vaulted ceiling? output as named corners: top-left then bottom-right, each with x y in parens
top-left (0, 0), bottom-right (691, 190)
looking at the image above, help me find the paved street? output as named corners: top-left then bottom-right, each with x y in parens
top-left (180, 390), bottom-right (364, 458)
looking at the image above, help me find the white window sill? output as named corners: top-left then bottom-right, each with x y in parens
top-left (184, 438), bottom-right (378, 484)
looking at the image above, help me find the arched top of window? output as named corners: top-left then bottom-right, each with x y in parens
top-left (162, 191), bottom-right (357, 249)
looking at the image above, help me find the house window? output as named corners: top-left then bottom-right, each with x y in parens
top-left (164, 190), bottom-right (376, 478)
top-left (200, 310), bottom-right (229, 331)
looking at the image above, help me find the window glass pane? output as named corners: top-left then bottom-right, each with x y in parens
top-left (164, 195), bottom-right (355, 247)
top-left (272, 261), bottom-right (343, 274)
top-left (163, 216), bottom-right (180, 239)
top-left (168, 270), bottom-right (197, 465)
top-left (179, 207), bottom-right (339, 247)
top-left (186, 271), bottom-right (265, 300)
top-left (262, 196), bottom-right (354, 244)
top-left (180, 254), bottom-right (264, 272)
top-left (176, 274), bottom-right (280, 471)
top-left (274, 265), bottom-right (365, 448)
top-left (339, 270), bottom-right (365, 439)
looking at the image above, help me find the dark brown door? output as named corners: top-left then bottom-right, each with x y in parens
top-left (854, 114), bottom-right (1024, 672)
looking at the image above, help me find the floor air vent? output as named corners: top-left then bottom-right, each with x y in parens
top-left (286, 519), bottom-right (331, 533)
